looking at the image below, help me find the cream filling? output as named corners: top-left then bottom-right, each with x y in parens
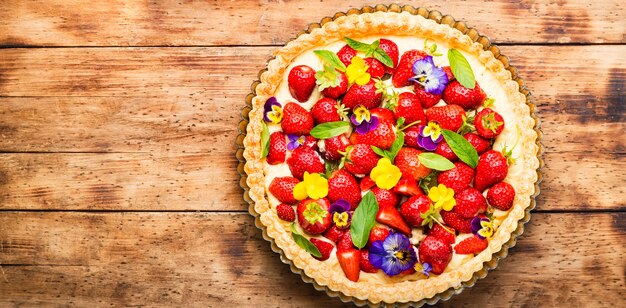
top-left (264, 35), bottom-right (519, 283)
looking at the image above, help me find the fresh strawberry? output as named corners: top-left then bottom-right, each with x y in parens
top-left (337, 249), bottom-right (361, 282)
top-left (288, 65), bottom-right (317, 102)
top-left (281, 102), bottom-right (314, 135)
top-left (464, 133), bottom-right (490, 154)
top-left (371, 187), bottom-right (400, 208)
top-left (454, 188), bottom-right (487, 219)
top-left (454, 235), bottom-right (488, 255)
top-left (394, 148), bottom-right (431, 180)
top-left (321, 71), bottom-right (349, 99)
top-left (359, 176), bottom-right (376, 191)
top-left (379, 38), bottom-right (399, 73)
top-left (267, 132), bottom-right (287, 165)
top-left (427, 224), bottom-right (456, 245)
top-left (435, 140), bottom-right (458, 161)
top-left (268, 177), bottom-right (300, 204)
top-left (442, 66), bottom-right (454, 81)
top-left (310, 238), bottom-right (334, 261)
top-left (363, 57), bottom-right (385, 79)
top-left (367, 226), bottom-right (390, 247)
top-left (343, 144), bottom-right (379, 176)
top-left (487, 182), bottom-right (515, 211)
top-left (418, 236), bottom-right (452, 275)
top-left (297, 198), bottom-right (332, 235)
top-left (337, 232), bottom-right (355, 251)
top-left (393, 175), bottom-right (424, 197)
top-left (337, 44), bottom-right (357, 67)
top-left (425, 104), bottom-right (466, 132)
top-left (302, 135), bottom-right (318, 150)
top-left (441, 210), bottom-right (473, 233)
top-left (414, 85), bottom-right (442, 108)
top-left (437, 162), bottom-right (475, 193)
top-left (403, 125), bottom-right (421, 149)
top-left (392, 49), bottom-right (428, 88)
top-left (287, 146), bottom-right (324, 180)
top-left (328, 169), bottom-right (362, 210)
top-left (311, 98), bottom-right (342, 124)
top-left (393, 92), bottom-right (427, 126)
top-left (475, 150), bottom-right (508, 192)
top-left (276, 203), bottom-right (296, 222)
top-left (360, 249), bottom-right (379, 273)
top-left (319, 134), bottom-right (350, 161)
top-left (349, 118), bottom-right (396, 150)
top-left (324, 225), bottom-right (348, 243)
top-left (474, 108), bottom-right (504, 139)
top-left (376, 204), bottom-right (412, 235)
top-left (442, 80), bottom-right (487, 110)
top-left (342, 79), bottom-right (382, 109)
top-left (370, 107), bottom-right (395, 124)
top-left (400, 194), bottom-right (432, 227)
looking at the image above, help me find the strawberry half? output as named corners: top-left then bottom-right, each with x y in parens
top-left (337, 232), bottom-right (355, 251)
top-left (287, 146), bottom-right (324, 180)
top-left (296, 198), bottom-right (332, 235)
top-left (392, 49), bottom-right (428, 88)
top-left (437, 162), bottom-right (475, 193)
top-left (359, 176), bottom-right (376, 191)
top-left (418, 236), bottom-right (452, 275)
top-left (267, 132), bottom-right (287, 165)
top-left (268, 177), bottom-right (300, 204)
top-left (324, 225), bottom-right (348, 243)
top-left (442, 80), bottom-right (487, 110)
top-left (310, 238), bottom-right (334, 261)
top-left (400, 194), bottom-right (432, 227)
top-left (328, 169), bottom-right (362, 210)
top-left (454, 235), bottom-right (488, 255)
top-left (392, 175), bottom-right (424, 197)
top-left (474, 150), bottom-right (509, 192)
top-left (337, 249), bottom-right (361, 282)
top-left (394, 92), bottom-right (427, 126)
top-left (376, 204), bottom-right (412, 235)
top-left (487, 182), bottom-right (516, 211)
top-left (342, 79), bottom-right (382, 110)
top-left (288, 65), bottom-right (317, 102)
top-left (281, 102), bottom-right (314, 135)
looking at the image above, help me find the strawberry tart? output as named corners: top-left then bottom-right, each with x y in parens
top-left (242, 9), bottom-right (540, 305)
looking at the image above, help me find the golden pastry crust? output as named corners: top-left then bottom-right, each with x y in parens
top-left (243, 11), bottom-right (539, 304)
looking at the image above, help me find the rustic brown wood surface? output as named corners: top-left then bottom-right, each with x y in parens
top-left (0, 1), bottom-right (624, 307)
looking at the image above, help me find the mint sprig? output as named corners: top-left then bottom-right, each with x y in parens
top-left (350, 191), bottom-right (379, 249)
top-left (345, 37), bottom-right (393, 68)
top-left (260, 122), bottom-right (270, 158)
top-left (441, 129), bottom-right (479, 168)
top-left (290, 223), bottom-right (322, 258)
top-left (448, 48), bottom-right (476, 89)
top-left (310, 121), bottom-right (351, 139)
top-left (314, 50), bottom-right (347, 72)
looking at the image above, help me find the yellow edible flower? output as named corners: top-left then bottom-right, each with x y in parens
top-left (346, 56), bottom-right (371, 85)
top-left (293, 172), bottom-right (328, 200)
top-left (370, 158), bottom-right (402, 190)
top-left (478, 219), bottom-right (494, 239)
top-left (428, 184), bottom-right (456, 211)
top-left (422, 121), bottom-right (442, 140)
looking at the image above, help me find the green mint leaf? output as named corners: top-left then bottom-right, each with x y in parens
top-left (388, 131), bottom-right (404, 161)
top-left (370, 146), bottom-right (390, 161)
top-left (290, 223), bottom-right (322, 258)
top-left (448, 49), bottom-right (476, 89)
top-left (418, 152), bottom-right (455, 171)
top-left (261, 122), bottom-right (270, 158)
top-left (314, 50), bottom-right (346, 72)
top-left (345, 37), bottom-right (372, 54)
top-left (350, 191), bottom-right (379, 249)
top-left (441, 129), bottom-right (479, 168)
top-left (310, 121), bottom-right (351, 139)
top-left (372, 47), bottom-right (394, 67)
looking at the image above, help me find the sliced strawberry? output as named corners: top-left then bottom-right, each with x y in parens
top-left (442, 80), bottom-right (487, 110)
top-left (296, 198), bottom-right (332, 235)
top-left (414, 84), bottom-right (442, 108)
top-left (310, 238), bottom-right (334, 261)
top-left (337, 249), bottom-right (361, 282)
top-left (437, 162), bottom-right (475, 193)
top-left (287, 146), bottom-right (324, 180)
top-left (281, 102), bottom-right (314, 135)
top-left (364, 57), bottom-right (385, 79)
top-left (441, 210), bottom-right (473, 233)
top-left (394, 92), bottom-right (427, 126)
top-left (454, 235), bottom-right (488, 255)
top-left (324, 225), bottom-right (348, 243)
top-left (427, 224), bottom-right (456, 245)
top-left (418, 236), bottom-right (452, 275)
top-left (337, 232), bottom-right (355, 251)
top-left (288, 65), bottom-right (317, 102)
top-left (342, 79), bottom-right (382, 110)
top-left (376, 204), bottom-right (412, 235)
top-left (276, 203), bottom-right (295, 222)
top-left (367, 226), bottom-right (391, 247)
top-left (267, 132), bottom-right (287, 165)
top-left (359, 249), bottom-right (379, 273)
top-left (454, 188), bottom-right (487, 219)
top-left (487, 182), bottom-right (515, 211)
top-left (392, 49), bottom-right (428, 88)
top-left (328, 169), bottom-right (362, 210)
top-left (371, 187), bottom-right (400, 208)
top-left (474, 108), bottom-right (505, 139)
top-left (392, 175), bottom-right (424, 197)
top-left (268, 177), bottom-right (300, 204)
top-left (400, 194), bottom-right (432, 227)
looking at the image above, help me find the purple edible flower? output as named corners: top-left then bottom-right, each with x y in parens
top-left (369, 232), bottom-right (417, 276)
top-left (471, 216), bottom-right (494, 239)
top-left (350, 105), bottom-right (379, 134)
top-left (417, 121), bottom-right (444, 151)
top-left (421, 262), bottom-right (433, 277)
top-left (330, 199), bottom-right (352, 229)
top-left (329, 199), bottom-right (351, 214)
top-left (263, 97), bottom-right (283, 124)
top-left (409, 56), bottom-right (449, 95)
top-left (287, 134), bottom-right (306, 150)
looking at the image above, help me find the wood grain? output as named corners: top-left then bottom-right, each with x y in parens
top-left (0, 0), bottom-right (624, 46)
top-left (0, 212), bottom-right (623, 306)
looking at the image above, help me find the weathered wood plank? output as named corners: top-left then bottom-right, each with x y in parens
top-left (0, 0), bottom-right (624, 46)
top-left (0, 212), bottom-right (623, 306)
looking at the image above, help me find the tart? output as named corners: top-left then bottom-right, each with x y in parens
top-left (242, 9), bottom-right (540, 305)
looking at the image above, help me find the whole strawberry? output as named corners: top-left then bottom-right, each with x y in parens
top-left (281, 102), bottom-right (314, 135)
top-left (343, 144), bottom-right (379, 176)
top-left (324, 225), bottom-right (347, 243)
top-left (269, 177), bottom-right (300, 204)
top-left (474, 108), bottom-right (504, 139)
top-left (427, 224), bottom-right (456, 245)
top-left (403, 125), bottom-right (421, 149)
top-left (474, 150), bottom-right (508, 192)
top-left (337, 44), bottom-right (357, 67)
top-left (464, 133), bottom-right (490, 154)
top-left (414, 84), bottom-right (442, 108)
top-left (442, 66), bottom-right (454, 81)
top-left (319, 134), bottom-right (350, 161)
top-left (363, 57), bottom-right (385, 79)
top-left (371, 187), bottom-right (400, 208)
top-left (454, 235), bottom-right (488, 255)
top-left (311, 98), bottom-right (343, 124)
top-left (360, 249), bottom-right (379, 273)
top-left (370, 107), bottom-right (395, 124)
top-left (487, 182), bottom-right (515, 211)
top-left (288, 65), bottom-right (317, 102)
top-left (349, 118), bottom-right (396, 150)
top-left (435, 140), bottom-right (458, 161)
top-left (425, 104), bottom-right (466, 132)
top-left (321, 71), bottom-right (349, 99)
top-left (267, 132), bottom-right (287, 165)
top-left (310, 238), bottom-right (334, 261)
top-left (393, 92), bottom-right (427, 126)
top-left (367, 226), bottom-right (390, 247)
top-left (400, 194), bottom-right (432, 227)
top-left (394, 147), bottom-right (432, 180)
top-left (328, 169), bottom-right (362, 210)
top-left (392, 49), bottom-right (428, 88)
top-left (342, 79), bottom-right (382, 109)
top-left (441, 210), bottom-right (473, 233)
top-left (379, 38), bottom-right (399, 74)
top-left (297, 198), bottom-right (332, 235)
top-left (454, 188), bottom-right (487, 219)
top-left (287, 146), bottom-right (324, 180)
top-left (418, 236), bottom-right (453, 275)
top-left (437, 162), bottom-right (475, 193)
top-left (276, 203), bottom-right (295, 222)
top-left (442, 80), bottom-right (487, 110)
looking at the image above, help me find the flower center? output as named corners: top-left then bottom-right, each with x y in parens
top-left (333, 212), bottom-right (350, 228)
top-left (352, 105), bottom-right (371, 124)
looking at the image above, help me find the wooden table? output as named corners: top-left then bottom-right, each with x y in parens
top-left (0, 1), bottom-right (624, 306)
